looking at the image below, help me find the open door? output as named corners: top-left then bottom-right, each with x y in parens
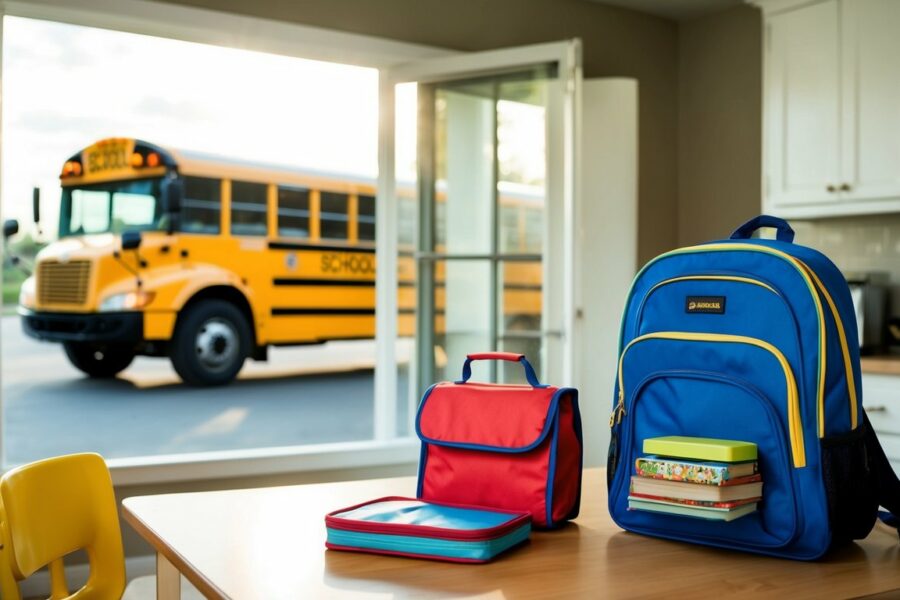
top-left (375, 41), bottom-right (581, 439)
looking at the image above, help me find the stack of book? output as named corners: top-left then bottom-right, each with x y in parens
top-left (628, 436), bottom-right (763, 522)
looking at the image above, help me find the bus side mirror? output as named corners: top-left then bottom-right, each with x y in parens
top-left (162, 177), bottom-right (183, 214)
top-left (3, 219), bottom-right (19, 239)
top-left (122, 230), bottom-right (142, 251)
top-left (32, 188), bottom-right (40, 224)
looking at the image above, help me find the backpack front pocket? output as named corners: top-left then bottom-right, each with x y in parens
top-left (609, 334), bottom-right (804, 551)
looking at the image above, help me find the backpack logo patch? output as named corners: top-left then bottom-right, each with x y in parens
top-left (686, 296), bottom-right (726, 314)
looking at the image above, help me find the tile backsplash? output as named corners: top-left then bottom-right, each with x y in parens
top-left (791, 214), bottom-right (900, 317)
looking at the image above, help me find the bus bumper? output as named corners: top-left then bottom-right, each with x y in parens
top-left (20, 309), bottom-right (143, 344)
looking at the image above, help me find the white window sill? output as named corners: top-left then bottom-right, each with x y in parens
top-left (104, 438), bottom-right (420, 486)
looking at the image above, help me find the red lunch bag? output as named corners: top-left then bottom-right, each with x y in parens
top-left (415, 352), bottom-right (583, 528)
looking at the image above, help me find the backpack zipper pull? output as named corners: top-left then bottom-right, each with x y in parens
top-left (609, 390), bottom-right (626, 427)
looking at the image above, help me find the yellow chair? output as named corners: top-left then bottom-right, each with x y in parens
top-left (0, 453), bottom-right (126, 600)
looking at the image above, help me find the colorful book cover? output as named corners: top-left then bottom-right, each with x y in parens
top-left (628, 492), bottom-right (761, 509)
top-left (642, 436), bottom-right (758, 463)
top-left (628, 497), bottom-right (758, 522)
top-left (634, 455), bottom-right (758, 485)
top-left (629, 476), bottom-right (764, 502)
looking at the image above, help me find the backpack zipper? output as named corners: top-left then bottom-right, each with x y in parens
top-left (613, 331), bottom-right (806, 468)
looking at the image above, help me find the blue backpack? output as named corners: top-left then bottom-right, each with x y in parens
top-left (607, 215), bottom-right (900, 560)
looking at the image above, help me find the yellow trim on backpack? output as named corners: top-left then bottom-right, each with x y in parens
top-left (618, 331), bottom-right (806, 469)
top-left (799, 263), bottom-right (859, 430)
top-left (658, 243), bottom-right (827, 438)
top-left (647, 275), bottom-right (778, 296)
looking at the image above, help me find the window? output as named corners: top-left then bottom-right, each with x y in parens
top-left (69, 190), bottom-right (110, 234)
top-left (231, 180), bottom-right (268, 236)
top-left (358, 194), bottom-right (376, 242)
top-left (182, 176), bottom-right (221, 234)
top-left (62, 179), bottom-right (163, 237)
top-left (397, 195), bottom-right (416, 248)
top-left (320, 191), bottom-right (349, 240)
top-left (277, 185), bottom-right (310, 238)
top-left (524, 208), bottom-right (542, 253)
top-left (499, 205), bottom-right (520, 252)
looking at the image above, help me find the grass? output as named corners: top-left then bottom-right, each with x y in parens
top-left (2, 267), bottom-right (27, 307)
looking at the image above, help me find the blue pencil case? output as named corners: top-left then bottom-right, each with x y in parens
top-left (325, 496), bottom-right (532, 563)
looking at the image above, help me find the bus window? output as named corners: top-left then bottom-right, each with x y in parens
top-left (69, 190), bottom-right (110, 234)
top-left (358, 194), bottom-right (376, 242)
top-left (320, 191), bottom-right (349, 240)
top-left (397, 195), bottom-right (416, 248)
top-left (230, 180), bottom-right (268, 236)
top-left (434, 201), bottom-right (446, 248)
top-left (182, 176), bottom-right (221, 234)
top-left (524, 208), bottom-right (542, 253)
top-left (277, 185), bottom-right (310, 238)
top-left (499, 205), bottom-right (520, 252)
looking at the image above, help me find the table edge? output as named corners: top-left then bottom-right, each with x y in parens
top-left (122, 499), bottom-right (229, 600)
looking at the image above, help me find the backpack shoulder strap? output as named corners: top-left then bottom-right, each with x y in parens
top-left (864, 413), bottom-right (900, 540)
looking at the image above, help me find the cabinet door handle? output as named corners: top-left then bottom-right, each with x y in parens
top-left (867, 405), bottom-right (887, 413)
top-left (826, 184), bottom-right (837, 192)
top-left (839, 183), bottom-right (852, 192)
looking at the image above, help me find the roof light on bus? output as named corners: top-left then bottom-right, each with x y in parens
top-left (146, 152), bottom-right (160, 168)
top-left (130, 153), bottom-right (144, 168)
top-left (60, 161), bottom-right (83, 178)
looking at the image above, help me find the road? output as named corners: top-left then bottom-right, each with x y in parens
top-left (0, 316), bottom-right (413, 465)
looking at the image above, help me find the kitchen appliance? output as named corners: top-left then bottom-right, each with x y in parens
top-left (846, 272), bottom-right (889, 354)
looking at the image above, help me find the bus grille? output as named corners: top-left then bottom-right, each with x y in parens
top-left (37, 260), bottom-right (91, 305)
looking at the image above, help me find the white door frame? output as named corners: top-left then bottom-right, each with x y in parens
top-left (375, 40), bottom-right (582, 439)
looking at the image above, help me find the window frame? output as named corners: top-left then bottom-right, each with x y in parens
top-left (0, 0), bottom-right (451, 484)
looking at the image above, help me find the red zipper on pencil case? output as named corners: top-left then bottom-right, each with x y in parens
top-left (325, 496), bottom-right (531, 541)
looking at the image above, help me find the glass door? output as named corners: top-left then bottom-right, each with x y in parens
top-left (375, 42), bottom-right (580, 438)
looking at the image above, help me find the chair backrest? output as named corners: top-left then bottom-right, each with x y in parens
top-left (0, 453), bottom-right (125, 600)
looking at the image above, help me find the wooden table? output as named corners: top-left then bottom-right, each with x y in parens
top-left (122, 468), bottom-right (900, 599)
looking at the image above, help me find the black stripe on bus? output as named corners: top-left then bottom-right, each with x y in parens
top-left (398, 308), bottom-right (446, 316)
top-left (502, 283), bottom-right (543, 291)
top-left (268, 241), bottom-right (376, 254)
top-left (271, 307), bottom-right (376, 316)
top-left (273, 278), bottom-right (374, 287)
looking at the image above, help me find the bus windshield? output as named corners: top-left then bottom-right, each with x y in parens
top-left (59, 178), bottom-right (164, 237)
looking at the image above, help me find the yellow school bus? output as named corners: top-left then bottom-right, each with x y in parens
top-left (10, 138), bottom-right (542, 385)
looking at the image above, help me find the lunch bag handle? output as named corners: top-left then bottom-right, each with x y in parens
top-left (730, 214), bottom-right (795, 243)
top-left (456, 352), bottom-right (546, 388)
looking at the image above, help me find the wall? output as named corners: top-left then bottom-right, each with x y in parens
top-left (157, 0), bottom-right (679, 263)
top-left (677, 4), bottom-right (763, 246)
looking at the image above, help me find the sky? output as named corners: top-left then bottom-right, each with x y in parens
top-left (1, 16), bottom-right (417, 238)
top-left (1, 16), bottom-right (543, 241)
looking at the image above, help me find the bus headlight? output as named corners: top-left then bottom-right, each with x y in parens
top-left (18, 276), bottom-right (36, 308)
top-left (99, 290), bottom-right (155, 311)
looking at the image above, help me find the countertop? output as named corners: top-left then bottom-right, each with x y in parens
top-left (861, 354), bottom-right (900, 377)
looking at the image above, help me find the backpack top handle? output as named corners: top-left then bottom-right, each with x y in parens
top-left (730, 214), bottom-right (795, 243)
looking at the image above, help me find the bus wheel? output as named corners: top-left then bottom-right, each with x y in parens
top-left (170, 300), bottom-right (250, 386)
top-left (63, 342), bottom-right (135, 378)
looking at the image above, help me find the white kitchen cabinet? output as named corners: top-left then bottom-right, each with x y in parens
top-left (757, 0), bottom-right (900, 218)
top-left (840, 0), bottom-right (900, 205)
